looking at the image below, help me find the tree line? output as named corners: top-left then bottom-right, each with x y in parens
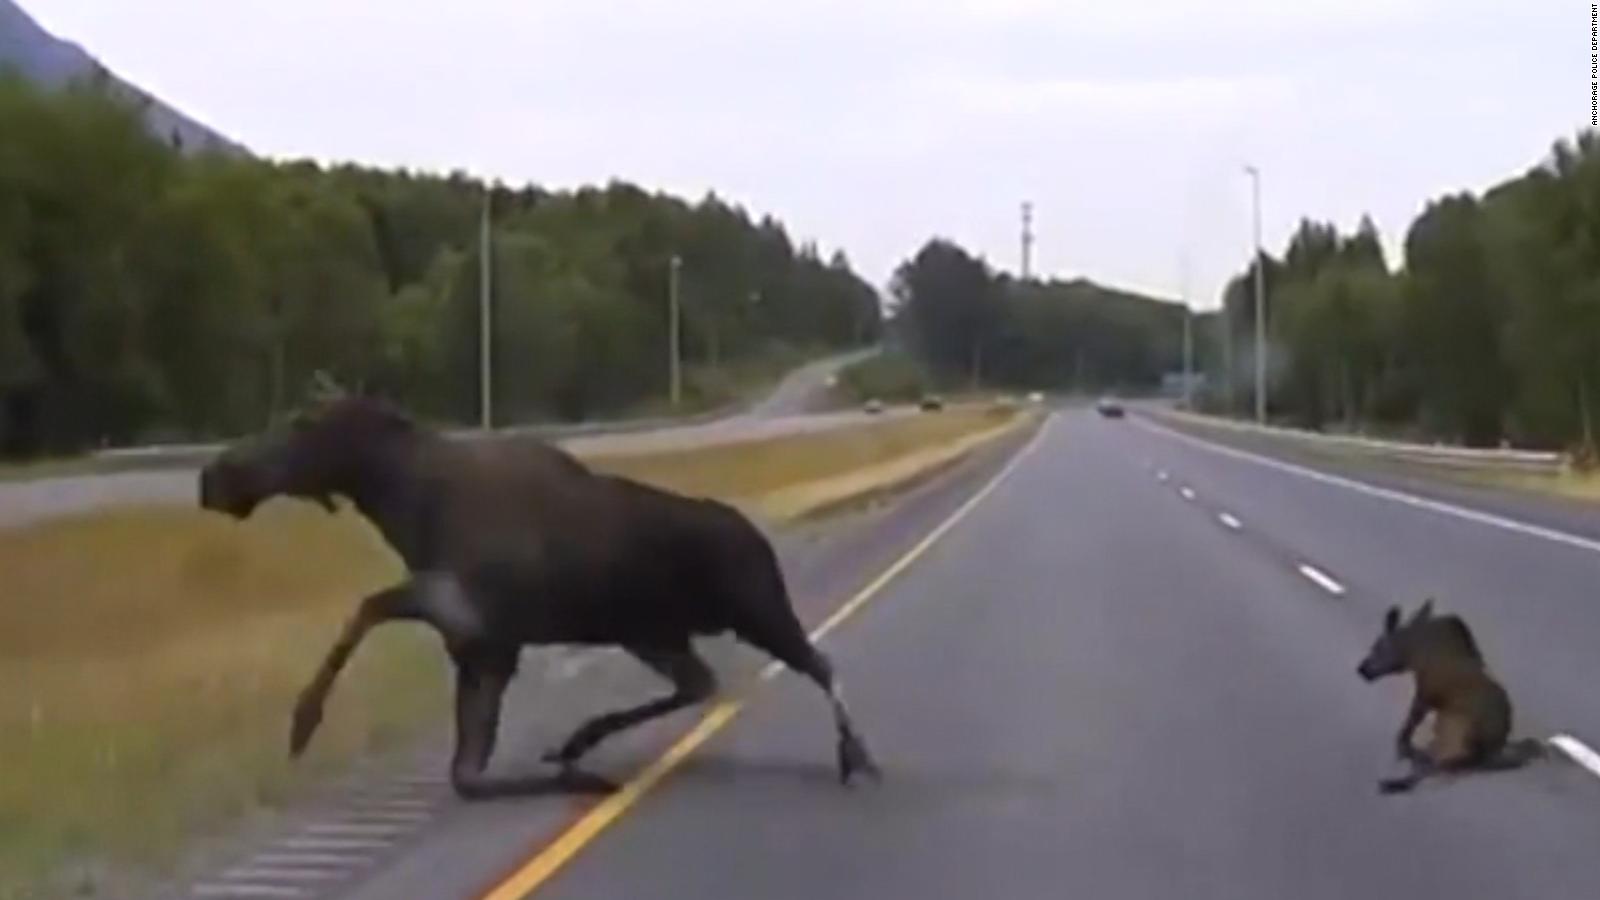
top-left (0, 74), bottom-right (881, 456)
top-left (1210, 130), bottom-right (1600, 453)
top-left (887, 238), bottom-right (1184, 392)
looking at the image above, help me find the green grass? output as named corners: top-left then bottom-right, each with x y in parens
top-left (0, 406), bottom-right (1017, 899)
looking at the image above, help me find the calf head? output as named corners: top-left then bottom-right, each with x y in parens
top-left (1358, 599), bottom-right (1435, 682)
top-left (200, 396), bottom-right (414, 519)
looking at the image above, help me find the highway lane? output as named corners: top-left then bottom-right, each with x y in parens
top-left (494, 409), bottom-right (1600, 900)
top-left (1126, 415), bottom-right (1600, 767)
top-left (0, 349), bottom-right (876, 528)
top-left (159, 421), bottom-right (1037, 900)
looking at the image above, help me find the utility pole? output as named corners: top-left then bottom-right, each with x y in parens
top-left (479, 187), bottom-right (493, 430)
top-left (1020, 201), bottom-right (1034, 280)
top-left (1245, 164), bottom-right (1267, 424)
top-left (668, 254), bottom-right (682, 408)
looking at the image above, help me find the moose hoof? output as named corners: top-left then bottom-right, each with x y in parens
top-left (837, 733), bottom-right (882, 786)
top-left (555, 767), bottom-right (618, 794)
top-left (289, 701), bottom-right (324, 758)
top-left (1378, 777), bottom-right (1415, 795)
top-left (542, 745), bottom-right (583, 767)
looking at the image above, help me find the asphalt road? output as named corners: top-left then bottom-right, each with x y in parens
top-left (177, 408), bottom-right (1600, 899)
top-left (0, 349), bottom-right (877, 528)
top-left (162, 417), bottom-right (1034, 900)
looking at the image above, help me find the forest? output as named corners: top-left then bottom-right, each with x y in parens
top-left (0, 74), bottom-right (880, 456)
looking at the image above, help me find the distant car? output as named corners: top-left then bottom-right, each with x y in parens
top-left (1027, 391), bottom-right (1045, 405)
top-left (1095, 397), bottom-right (1125, 418)
top-left (919, 394), bottom-right (944, 412)
top-left (863, 398), bottom-right (884, 415)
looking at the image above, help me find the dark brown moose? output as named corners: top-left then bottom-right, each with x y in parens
top-left (199, 396), bottom-right (879, 798)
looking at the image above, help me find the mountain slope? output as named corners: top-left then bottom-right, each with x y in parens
top-left (0, 0), bottom-right (244, 154)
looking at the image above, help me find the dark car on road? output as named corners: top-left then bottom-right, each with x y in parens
top-left (1095, 397), bottom-right (1125, 418)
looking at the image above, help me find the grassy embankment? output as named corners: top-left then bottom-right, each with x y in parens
top-left (0, 404), bottom-right (1031, 898)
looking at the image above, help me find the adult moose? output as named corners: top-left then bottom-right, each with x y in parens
top-left (198, 395), bottom-right (880, 798)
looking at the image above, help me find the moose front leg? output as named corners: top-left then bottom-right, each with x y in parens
top-left (448, 649), bottom-right (615, 799)
top-left (1394, 694), bottom-right (1428, 763)
top-left (290, 583), bottom-right (421, 756)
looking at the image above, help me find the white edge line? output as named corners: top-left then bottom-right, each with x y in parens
top-left (1549, 733), bottom-right (1600, 779)
top-left (1296, 563), bottom-right (1346, 596)
top-left (1218, 512), bottom-right (1242, 530)
top-left (1134, 417), bottom-right (1600, 556)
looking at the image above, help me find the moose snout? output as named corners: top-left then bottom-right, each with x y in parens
top-left (199, 466), bottom-right (219, 510)
top-left (199, 462), bottom-right (255, 519)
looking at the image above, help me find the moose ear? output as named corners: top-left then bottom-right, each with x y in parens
top-left (1383, 605), bottom-right (1401, 633)
top-left (1409, 599), bottom-right (1435, 625)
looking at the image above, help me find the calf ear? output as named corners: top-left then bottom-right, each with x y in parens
top-left (1383, 605), bottom-right (1401, 633)
top-left (1409, 599), bottom-right (1435, 625)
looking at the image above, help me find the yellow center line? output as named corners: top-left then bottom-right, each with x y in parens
top-left (478, 416), bottom-right (1052, 900)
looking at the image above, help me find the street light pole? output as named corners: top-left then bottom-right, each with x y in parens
top-left (479, 187), bottom-right (493, 431)
top-left (1244, 164), bottom-right (1267, 424)
top-left (669, 254), bottom-right (682, 408)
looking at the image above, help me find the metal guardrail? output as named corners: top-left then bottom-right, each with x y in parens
top-left (92, 401), bottom-right (750, 468)
top-left (1150, 408), bottom-right (1566, 473)
top-left (87, 347), bottom-right (879, 470)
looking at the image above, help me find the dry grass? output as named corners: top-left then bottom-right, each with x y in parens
top-left (0, 406), bottom-right (1022, 898)
top-left (586, 405), bottom-right (1020, 504)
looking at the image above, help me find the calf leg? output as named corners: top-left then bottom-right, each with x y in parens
top-left (544, 645), bottom-right (716, 767)
top-left (1380, 758), bottom-right (1438, 794)
top-left (291, 583), bottom-right (421, 756)
top-left (1382, 715), bottom-right (1476, 795)
top-left (449, 650), bottom-right (613, 799)
top-left (736, 621), bottom-right (880, 785)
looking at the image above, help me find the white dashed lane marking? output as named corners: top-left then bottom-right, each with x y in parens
top-left (1218, 512), bottom-right (1242, 530)
top-left (1179, 486), bottom-right (1196, 501)
top-left (1296, 563), bottom-right (1346, 596)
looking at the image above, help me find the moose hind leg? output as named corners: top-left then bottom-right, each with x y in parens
top-left (545, 646), bottom-right (716, 767)
top-left (738, 622), bottom-right (880, 784)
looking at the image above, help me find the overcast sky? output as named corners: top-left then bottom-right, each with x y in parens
top-left (33, 0), bottom-right (1587, 306)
